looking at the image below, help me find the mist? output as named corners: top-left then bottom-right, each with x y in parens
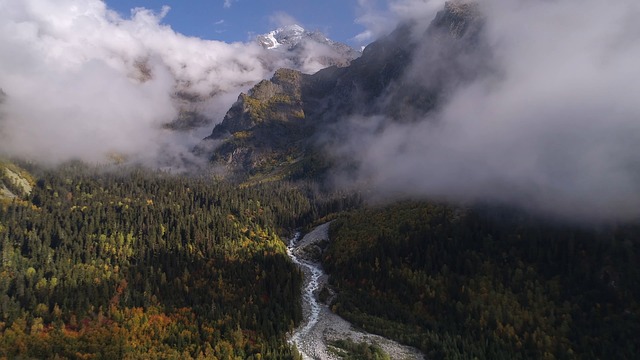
top-left (335, 0), bottom-right (640, 222)
top-left (0, 0), bottom-right (349, 167)
top-left (354, 0), bottom-right (446, 43)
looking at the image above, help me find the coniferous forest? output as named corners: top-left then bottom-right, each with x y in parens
top-left (0, 162), bottom-right (357, 359)
top-left (1, 161), bottom-right (639, 359)
top-left (325, 202), bottom-right (640, 359)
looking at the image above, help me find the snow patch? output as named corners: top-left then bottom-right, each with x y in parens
top-left (264, 31), bottom-right (282, 49)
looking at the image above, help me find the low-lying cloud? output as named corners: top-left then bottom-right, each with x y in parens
top-left (0, 0), bottom-right (263, 166)
top-left (336, 0), bottom-right (640, 222)
top-left (0, 0), bottom-right (350, 167)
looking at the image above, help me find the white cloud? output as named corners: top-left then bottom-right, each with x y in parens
top-left (354, 0), bottom-right (445, 45)
top-left (223, 0), bottom-right (236, 9)
top-left (0, 0), bottom-right (361, 167)
top-left (352, 30), bottom-right (373, 43)
top-left (0, 0), bottom-right (270, 165)
top-left (335, 0), bottom-right (640, 222)
top-left (269, 11), bottom-right (301, 28)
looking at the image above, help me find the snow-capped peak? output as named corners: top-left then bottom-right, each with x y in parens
top-left (257, 24), bottom-right (307, 50)
top-left (256, 24), bottom-right (361, 74)
top-left (262, 31), bottom-right (282, 49)
top-left (281, 24), bottom-right (305, 35)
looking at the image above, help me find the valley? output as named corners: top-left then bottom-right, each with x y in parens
top-left (2, 162), bottom-right (637, 359)
top-left (1, 1), bottom-right (640, 359)
top-left (287, 223), bottom-right (423, 360)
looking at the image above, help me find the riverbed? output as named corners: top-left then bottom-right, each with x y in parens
top-left (286, 223), bottom-right (425, 360)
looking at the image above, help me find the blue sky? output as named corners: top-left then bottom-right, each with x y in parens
top-left (104, 0), bottom-right (379, 45)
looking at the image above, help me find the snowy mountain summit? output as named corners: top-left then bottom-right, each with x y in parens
top-left (258, 24), bottom-right (307, 50)
top-left (257, 25), bottom-right (360, 73)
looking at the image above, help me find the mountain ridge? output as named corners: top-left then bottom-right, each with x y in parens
top-left (199, 1), bottom-right (486, 181)
top-left (162, 25), bottom-right (360, 133)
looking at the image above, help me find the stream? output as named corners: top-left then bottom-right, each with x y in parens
top-left (286, 231), bottom-right (322, 359)
top-left (286, 223), bottom-right (425, 360)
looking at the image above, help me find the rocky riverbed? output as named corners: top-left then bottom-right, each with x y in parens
top-left (286, 223), bottom-right (425, 360)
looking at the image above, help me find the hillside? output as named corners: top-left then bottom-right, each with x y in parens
top-left (325, 203), bottom-right (640, 359)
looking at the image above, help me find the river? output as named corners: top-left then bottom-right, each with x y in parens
top-left (286, 223), bottom-right (425, 360)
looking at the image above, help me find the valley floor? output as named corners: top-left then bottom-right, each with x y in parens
top-left (287, 223), bottom-right (424, 360)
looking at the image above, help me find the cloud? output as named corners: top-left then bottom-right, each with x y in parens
top-left (0, 0), bottom-right (274, 166)
top-left (0, 0), bottom-right (352, 167)
top-left (269, 11), bottom-right (301, 28)
top-left (332, 0), bottom-right (640, 222)
top-left (354, 0), bottom-right (446, 44)
top-left (223, 0), bottom-right (237, 9)
top-left (214, 19), bottom-right (225, 25)
top-left (289, 39), bottom-right (356, 74)
top-left (353, 0), bottom-right (396, 44)
top-left (352, 30), bottom-right (374, 44)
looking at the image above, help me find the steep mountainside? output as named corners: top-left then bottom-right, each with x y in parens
top-left (200, 1), bottom-right (485, 180)
top-left (163, 26), bottom-right (359, 132)
top-left (201, 68), bottom-right (314, 180)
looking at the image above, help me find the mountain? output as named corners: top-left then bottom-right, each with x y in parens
top-left (197, 68), bottom-right (316, 182)
top-left (257, 24), bottom-right (309, 50)
top-left (257, 24), bottom-right (361, 72)
top-left (162, 25), bottom-right (360, 133)
top-left (199, 1), bottom-right (485, 181)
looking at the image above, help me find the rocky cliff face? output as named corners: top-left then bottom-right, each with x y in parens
top-left (199, 69), bottom-right (313, 179)
top-left (0, 161), bottom-right (34, 202)
top-left (201, 1), bottom-right (485, 180)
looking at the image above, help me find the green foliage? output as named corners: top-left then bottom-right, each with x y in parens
top-left (241, 76), bottom-right (304, 124)
top-left (328, 339), bottom-right (390, 360)
top-left (0, 164), bottom-right (358, 359)
top-left (325, 202), bottom-right (640, 360)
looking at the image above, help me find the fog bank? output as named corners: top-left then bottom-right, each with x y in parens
top-left (337, 0), bottom-right (640, 222)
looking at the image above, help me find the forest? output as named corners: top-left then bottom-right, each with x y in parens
top-left (324, 202), bottom-right (640, 359)
top-left (0, 161), bottom-right (358, 359)
top-left (2, 160), bottom-right (639, 359)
